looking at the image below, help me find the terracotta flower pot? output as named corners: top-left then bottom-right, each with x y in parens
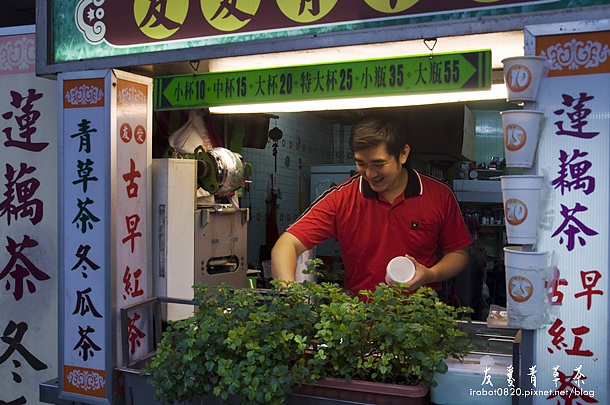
top-left (293, 377), bottom-right (430, 405)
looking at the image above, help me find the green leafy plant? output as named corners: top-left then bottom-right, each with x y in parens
top-left (143, 259), bottom-right (472, 404)
top-left (313, 282), bottom-right (471, 386)
top-left (304, 258), bottom-right (344, 284)
top-left (143, 282), bottom-right (323, 404)
top-left (305, 258), bottom-right (472, 387)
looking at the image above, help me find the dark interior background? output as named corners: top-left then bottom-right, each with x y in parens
top-left (0, 0), bottom-right (36, 27)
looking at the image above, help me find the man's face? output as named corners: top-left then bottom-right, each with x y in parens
top-left (354, 143), bottom-right (409, 197)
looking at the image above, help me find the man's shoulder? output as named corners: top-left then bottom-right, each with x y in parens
top-left (327, 173), bottom-right (361, 194)
top-left (416, 171), bottom-right (458, 200)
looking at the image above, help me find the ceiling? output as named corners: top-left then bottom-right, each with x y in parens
top-left (0, 0), bottom-right (35, 28)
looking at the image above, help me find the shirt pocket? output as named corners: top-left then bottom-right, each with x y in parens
top-left (404, 219), bottom-right (442, 264)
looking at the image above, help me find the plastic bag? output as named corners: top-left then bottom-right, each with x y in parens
top-left (168, 109), bottom-right (213, 154)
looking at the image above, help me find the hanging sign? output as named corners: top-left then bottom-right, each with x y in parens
top-left (154, 50), bottom-right (491, 110)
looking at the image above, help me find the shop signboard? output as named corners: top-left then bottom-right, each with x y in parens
top-left (59, 72), bottom-right (111, 402)
top-left (44, 0), bottom-right (601, 69)
top-left (74, 0), bottom-right (558, 48)
top-left (114, 74), bottom-right (152, 365)
top-left (154, 50), bottom-right (491, 110)
top-left (58, 70), bottom-right (152, 403)
top-left (0, 28), bottom-right (58, 405)
top-left (527, 27), bottom-right (610, 404)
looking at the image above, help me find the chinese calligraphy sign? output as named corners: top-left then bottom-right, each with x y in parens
top-left (60, 75), bottom-right (108, 400)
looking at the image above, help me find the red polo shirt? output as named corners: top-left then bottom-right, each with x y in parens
top-left (287, 167), bottom-right (472, 296)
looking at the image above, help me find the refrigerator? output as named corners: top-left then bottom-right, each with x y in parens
top-left (309, 165), bottom-right (357, 259)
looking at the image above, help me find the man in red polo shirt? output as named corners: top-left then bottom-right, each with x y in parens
top-left (271, 117), bottom-right (472, 297)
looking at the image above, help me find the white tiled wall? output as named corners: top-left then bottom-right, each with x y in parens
top-left (240, 112), bottom-right (339, 266)
top-left (471, 109), bottom-right (505, 167)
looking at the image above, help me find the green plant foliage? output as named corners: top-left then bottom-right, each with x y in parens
top-left (320, 283), bottom-right (473, 387)
top-left (143, 258), bottom-right (472, 404)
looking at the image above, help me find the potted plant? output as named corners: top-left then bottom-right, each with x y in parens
top-left (294, 281), bottom-right (472, 404)
top-left (141, 260), bottom-right (472, 405)
top-left (142, 282), bottom-right (327, 405)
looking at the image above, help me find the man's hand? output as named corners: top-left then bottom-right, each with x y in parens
top-left (402, 247), bottom-right (469, 292)
top-left (401, 255), bottom-right (432, 292)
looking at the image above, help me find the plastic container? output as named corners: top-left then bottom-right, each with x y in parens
top-left (385, 256), bottom-right (415, 285)
top-left (500, 175), bottom-right (544, 245)
top-left (504, 247), bottom-right (548, 329)
top-left (501, 110), bottom-right (543, 168)
top-left (431, 353), bottom-right (512, 405)
top-left (502, 56), bottom-right (548, 103)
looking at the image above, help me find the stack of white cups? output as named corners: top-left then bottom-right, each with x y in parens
top-left (499, 55), bottom-right (550, 330)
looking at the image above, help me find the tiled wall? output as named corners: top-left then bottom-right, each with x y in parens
top-left (471, 109), bottom-right (505, 168)
top-left (240, 112), bottom-right (338, 267)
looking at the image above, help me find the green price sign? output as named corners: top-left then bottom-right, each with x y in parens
top-left (154, 50), bottom-right (491, 110)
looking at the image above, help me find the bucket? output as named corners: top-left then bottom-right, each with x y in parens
top-left (500, 110), bottom-right (543, 168)
top-left (247, 269), bottom-right (260, 288)
top-left (296, 248), bottom-right (316, 283)
top-left (500, 175), bottom-right (544, 244)
top-left (503, 247), bottom-right (548, 329)
top-left (502, 56), bottom-right (548, 103)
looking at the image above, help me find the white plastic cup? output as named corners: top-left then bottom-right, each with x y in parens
top-left (385, 256), bottom-right (415, 285)
top-left (296, 248), bottom-right (316, 283)
top-left (500, 175), bottom-right (544, 245)
top-left (502, 56), bottom-right (548, 103)
top-left (503, 247), bottom-right (548, 329)
top-left (500, 110), bottom-right (543, 168)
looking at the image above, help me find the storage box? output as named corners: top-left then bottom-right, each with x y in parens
top-left (431, 354), bottom-right (512, 405)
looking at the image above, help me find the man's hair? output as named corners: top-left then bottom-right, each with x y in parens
top-left (349, 116), bottom-right (407, 160)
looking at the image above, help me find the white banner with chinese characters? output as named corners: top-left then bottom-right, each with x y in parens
top-left (0, 29), bottom-right (58, 405)
top-left (58, 70), bottom-right (151, 404)
top-left (114, 72), bottom-right (152, 365)
top-left (60, 73), bottom-right (111, 402)
top-left (528, 27), bottom-right (610, 404)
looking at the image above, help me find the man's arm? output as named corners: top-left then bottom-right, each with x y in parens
top-left (271, 232), bottom-right (309, 282)
top-left (403, 246), bottom-right (470, 292)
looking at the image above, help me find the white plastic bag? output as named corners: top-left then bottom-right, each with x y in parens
top-left (168, 109), bottom-right (213, 154)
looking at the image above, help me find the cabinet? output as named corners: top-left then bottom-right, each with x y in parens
top-left (309, 165), bottom-right (356, 263)
top-left (368, 104), bottom-right (476, 161)
top-left (152, 159), bottom-right (197, 321)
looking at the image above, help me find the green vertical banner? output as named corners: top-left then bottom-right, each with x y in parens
top-left (154, 50), bottom-right (491, 110)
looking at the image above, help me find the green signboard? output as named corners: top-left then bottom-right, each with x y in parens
top-left (154, 50), bottom-right (491, 110)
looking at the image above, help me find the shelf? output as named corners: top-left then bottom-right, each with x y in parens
top-left (475, 169), bottom-right (504, 173)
